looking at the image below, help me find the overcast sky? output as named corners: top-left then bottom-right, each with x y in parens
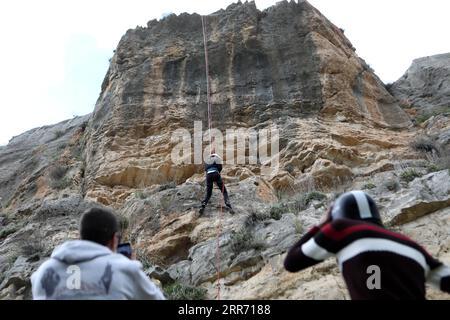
top-left (0, 0), bottom-right (449, 146)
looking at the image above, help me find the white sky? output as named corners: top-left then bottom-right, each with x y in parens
top-left (0, 0), bottom-right (449, 146)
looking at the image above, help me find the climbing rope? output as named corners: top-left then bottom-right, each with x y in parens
top-left (201, 15), bottom-right (213, 154)
top-left (217, 183), bottom-right (225, 300)
top-left (201, 14), bottom-right (223, 301)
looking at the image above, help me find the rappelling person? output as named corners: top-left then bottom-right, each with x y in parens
top-left (284, 190), bottom-right (450, 299)
top-left (199, 147), bottom-right (233, 215)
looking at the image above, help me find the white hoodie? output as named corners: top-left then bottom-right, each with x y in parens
top-left (31, 240), bottom-right (165, 300)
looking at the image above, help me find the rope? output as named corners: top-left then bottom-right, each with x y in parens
top-left (201, 14), bottom-right (222, 301)
top-left (217, 182), bottom-right (225, 300)
top-left (216, 187), bottom-right (223, 300)
top-left (201, 15), bottom-right (213, 154)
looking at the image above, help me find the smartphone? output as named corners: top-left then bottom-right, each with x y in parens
top-left (117, 243), bottom-right (132, 259)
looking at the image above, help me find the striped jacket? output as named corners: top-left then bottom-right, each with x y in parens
top-left (284, 218), bottom-right (450, 299)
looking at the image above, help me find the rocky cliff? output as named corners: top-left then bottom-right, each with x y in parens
top-left (389, 53), bottom-right (450, 121)
top-left (83, 0), bottom-right (412, 206)
top-left (1, 1), bottom-right (449, 300)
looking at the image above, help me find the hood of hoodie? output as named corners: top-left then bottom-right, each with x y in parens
top-left (51, 240), bottom-right (113, 265)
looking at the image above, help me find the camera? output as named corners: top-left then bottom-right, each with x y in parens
top-left (117, 243), bottom-right (132, 259)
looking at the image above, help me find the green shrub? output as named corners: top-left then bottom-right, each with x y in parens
top-left (21, 237), bottom-right (45, 257)
top-left (119, 216), bottom-right (129, 234)
top-left (135, 249), bottom-right (169, 269)
top-left (427, 164), bottom-right (441, 173)
top-left (230, 228), bottom-right (264, 254)
top-left (416, 107), bottom-right (450, 125)
top-left (303, 192), bottom-right (326, 206)
top-left (275, 189), bottom-right (288, 201)
top-left (3, 197), bottom-right (13, 209)
top-left (230, 228), bottom-right (254, 253)
top-left (294, 219), bottom-right (303, 234)
top-left (135, 191), bottom-right (148, 200)
top-left (269, 203), bottom-right (285, 220)
top-left (416, 114), bottom-right (432, 125)
top-left (291, 192), bottom-right (327, 212)
top-left (248, 209), bottom-right (270, 224)
top-left (383, 179), bottom-right (400, 192)
top-left (363, 183), bottom-right (376, 190)
top-left (410, 136), bottom-right (437, 153)
top-left (7, 252), bottom-right (20, 265)
top-left (49, 164), bottom-right (71, 189)
top-left (270, 191), bottom-right (327, 218)
top-left (21, 244), bottom-right (38, 257)
top-left (0, 225), bottom-right (18, 240)
top-left (159, 194), bottom-right (173, 211)
top-left (25, 156), bottom-right (40, 171)
top-left (158, 182), bottom-right (176, 192)
top-left (50, 176), bottom-right (71, 190)
top-left (164, 282), bottom-right (207, 300)
top-left (54, 130), bottom-right (65, 139)
top-left (49, 165), bottom-right (68, 180)
top-left (136, 250), bottom-right (153, 270)
top-left (400, 169), bottom-right (423, 183)
top-left (436, 155), bottom-right (450, 171)
top-left (72, 144), bottom-right (83, 162)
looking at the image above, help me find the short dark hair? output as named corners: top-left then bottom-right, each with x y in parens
top-left (80, 207), bottom-right (119, 246)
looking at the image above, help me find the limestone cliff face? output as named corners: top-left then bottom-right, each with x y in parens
top-left (1, 1), bottom-right (449, 300)
top-left (389, 52), bottom-right (450, 198)
top-left (389, 53), bottom-right (450, 118)
top-left (83, 0), bottom-right (411, 206)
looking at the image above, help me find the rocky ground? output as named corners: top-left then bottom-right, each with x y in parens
top-left (0, 1), bottom-right (449, 300)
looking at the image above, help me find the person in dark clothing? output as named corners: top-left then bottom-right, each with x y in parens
top-left (284, 190), bottom-right (450, 300)
top-left (199, 152), bottom-right (233, 215)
